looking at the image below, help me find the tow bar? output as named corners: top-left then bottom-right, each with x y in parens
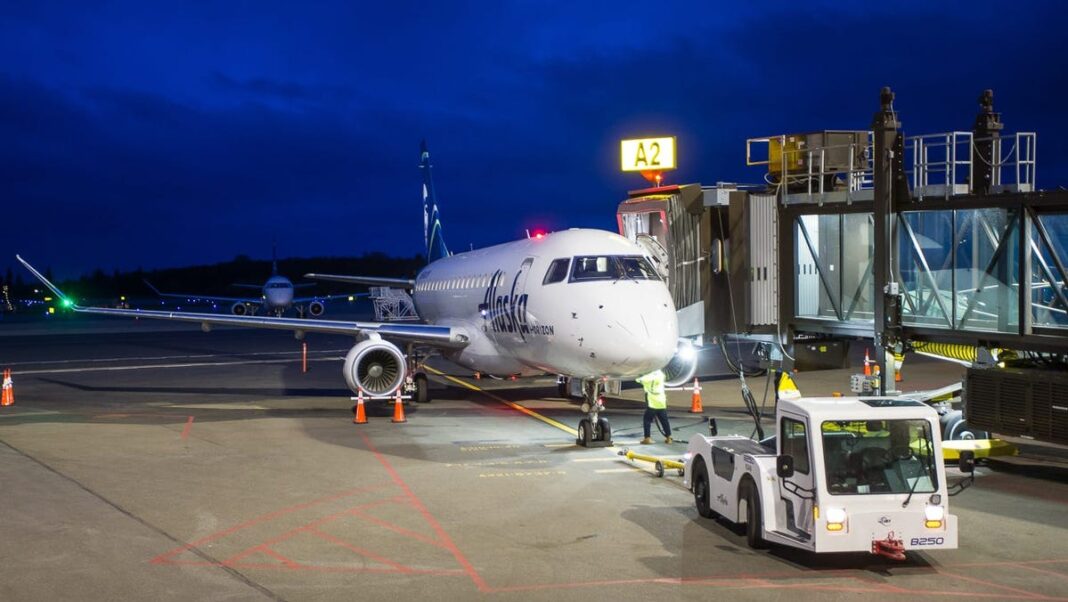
top-left (618, 448), bottom-right (686, 478)
top-left (872, 532), bottom-right (907, 561)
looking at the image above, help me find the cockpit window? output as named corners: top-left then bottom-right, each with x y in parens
top-left (267, 282), bottom-right (291, 289)
top-left (570, 255), bottom-right (660, 282)
top-left (543, 258), bottom-right (571, 284)
top-left (571, 256), bottom-right (623, 281)
top-left (619, 256), bottom-right (661, 281)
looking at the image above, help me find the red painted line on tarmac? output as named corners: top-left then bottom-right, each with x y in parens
top-left (220, 497), bottom-right (403, 566)
top-left (1015, 563), bottom-right (1068, 580)
top-left (258, 547), bottom-right (302, 568)
top-left (359, 432), bottom-right (490, 592)
top-left (180, 416), bottom-right (194, 440)
top-left (150, 483), bottom-right (392, 564)
top-left (211, 562), bottom-right (467, 575)
top-left (347, 505), bottom-right (452, 549)
top-left (937, 570), bottom-right (1057, 600)
top-left (306, 527), bottom-right (412, 572)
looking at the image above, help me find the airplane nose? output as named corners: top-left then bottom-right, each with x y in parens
top-left (597, 294), bottom-right (678, 375)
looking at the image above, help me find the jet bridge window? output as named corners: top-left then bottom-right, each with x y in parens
top-left (543, 258), bottom-right (571, 284)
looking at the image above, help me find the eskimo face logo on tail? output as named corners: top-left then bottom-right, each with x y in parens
top-left (480, 269), bottom-right (554, 340)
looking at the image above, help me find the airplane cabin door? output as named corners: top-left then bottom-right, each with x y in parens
top-left (506, 257), bottom-right (535, 344)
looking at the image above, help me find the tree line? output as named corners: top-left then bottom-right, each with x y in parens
top-left (1, 253), bottom-right (426, 304)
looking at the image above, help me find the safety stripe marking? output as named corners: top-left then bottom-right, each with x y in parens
top-left (423, 366), bottom-right (578, 436)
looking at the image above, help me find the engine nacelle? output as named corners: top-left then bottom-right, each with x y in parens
top-left (231, 302), bottom-right (248, 316)
top-left (663, 340), bottom-right (699, 387)
top-left (343, 339), bottom-right (406, 397)
top-left (307, 301), bottom-right (325, 317)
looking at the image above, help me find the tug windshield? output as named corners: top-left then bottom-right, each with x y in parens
top-left (821, 419), bottom-right (937, 495)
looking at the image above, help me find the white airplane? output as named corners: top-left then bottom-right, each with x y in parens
top-left (143, 246), bottom-right (347, 318)
top-left (17, 142), bottom-right (691, 446)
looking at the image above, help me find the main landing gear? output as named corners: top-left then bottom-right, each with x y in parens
top-left (405, 350), bottom-right (431, 403)
top-left (576, 379), bottom-right (612, 448)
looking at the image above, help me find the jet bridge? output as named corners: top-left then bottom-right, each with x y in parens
top-left (619, 88), bottom-right (1068, 446)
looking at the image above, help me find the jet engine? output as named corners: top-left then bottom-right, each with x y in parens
top-left (343, 339), bottom-right (406, 396)
top-left (307, 301), bottom-right (325, 317)
top-left (231, 302), bottom-right (248, 316)
top-left (663, 339), bottom-right (699, 387)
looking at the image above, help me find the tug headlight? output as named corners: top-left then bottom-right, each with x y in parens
top-left (825, 507), bottom-right (847, 531)
top-left (924, 505), bottom-right (944, 529)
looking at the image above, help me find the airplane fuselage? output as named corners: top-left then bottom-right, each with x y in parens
top-left (411, 229), bottom-right (678, 379)
top-left (262, 275), bottom-right (295, 312)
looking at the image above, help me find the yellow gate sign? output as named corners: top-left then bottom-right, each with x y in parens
top-left (620, 137), bottom-right (676, 172)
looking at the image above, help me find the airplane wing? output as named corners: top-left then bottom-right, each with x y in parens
top-left (20, 256), bottom-right (467, 348)
top-left (304, 273), bottom-right (415, 288)
top-left (230, 283), bottom-right (264, 290)
top-left (143, 279), bottom-right (261, 304)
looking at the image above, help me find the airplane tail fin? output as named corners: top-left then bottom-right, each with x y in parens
top-left (420, 141), bottom-right (450, 263)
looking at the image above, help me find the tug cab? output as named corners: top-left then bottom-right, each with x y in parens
top-left (685, 397), bottom-right (972, 558)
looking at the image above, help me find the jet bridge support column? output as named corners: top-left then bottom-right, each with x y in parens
top-left (871, 87), bottom-right (906, 395)
top-left (971, 89), bottom-right (1003, 195)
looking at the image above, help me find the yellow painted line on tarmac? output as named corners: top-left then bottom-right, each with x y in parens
top-left (424, 366), bottom-right (579, 437)
top-left (542, 443), bottom-right (574, 448)
top-left (595, 467), bottom-right (643, 474)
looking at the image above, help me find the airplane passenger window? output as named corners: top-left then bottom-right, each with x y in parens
top-left (619, 256), bottom-right (661, 280)
top-left (571, 256), bottom-right (623, 281)
top-left (542, 258), bottom-right (570, 284)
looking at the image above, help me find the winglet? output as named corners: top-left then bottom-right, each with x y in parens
top-left (15, 255), bottom-right (75, 307)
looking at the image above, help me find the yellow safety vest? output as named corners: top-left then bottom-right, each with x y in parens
top-left (637, 370), bottom-right (667, 409)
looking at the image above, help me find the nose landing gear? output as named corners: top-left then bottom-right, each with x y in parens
top-left (576, 379), bottom-right (613, 448)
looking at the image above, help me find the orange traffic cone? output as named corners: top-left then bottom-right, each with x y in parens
top-left (1, 369), bottom-right (13, 407)
top-left (353, 390), bottom-right (367, 424)
top-left (863, 348), bottom-right (872, 376)
top-left (893, 352), bottom-right (904, 383)
top-left (391, 390), bottom-right (407, 423)
top-left (689, 378), bottom-right (703, 413)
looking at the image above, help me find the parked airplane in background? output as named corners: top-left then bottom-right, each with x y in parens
top-left (18, 142), bottom-right (691, 446)
top-left (143, 247), bottom-right (348, 318)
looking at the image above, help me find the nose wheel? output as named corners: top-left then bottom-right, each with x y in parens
top-left (576, 379), bottom-right (613, 448)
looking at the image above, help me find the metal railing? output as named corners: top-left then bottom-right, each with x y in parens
top-left (745, 133), bottom-right (875, 205)
top-left (369, 287), bottom-right (419, 321)
top-left (907, 132), bottom-right (972, 199)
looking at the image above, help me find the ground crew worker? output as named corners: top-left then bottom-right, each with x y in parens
top-left (637, 369), bottom-right (671, 444)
